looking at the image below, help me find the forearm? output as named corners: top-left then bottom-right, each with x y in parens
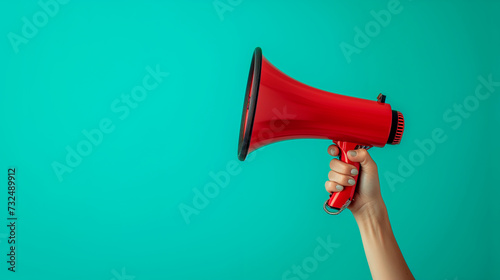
top-left (353, 199), bottom-right (414, 280)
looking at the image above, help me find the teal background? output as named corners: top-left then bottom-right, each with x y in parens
top-left (0, 0), bottom-right (498, 279)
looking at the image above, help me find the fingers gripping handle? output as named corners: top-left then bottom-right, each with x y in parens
top-left (324, 141), bottom-right (361, 215)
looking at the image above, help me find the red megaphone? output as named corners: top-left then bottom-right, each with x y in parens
top-left (237, 47), bottom-right (404, 215)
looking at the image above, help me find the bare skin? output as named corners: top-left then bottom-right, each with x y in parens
top-left (325, 145), bottom-right (414, 280)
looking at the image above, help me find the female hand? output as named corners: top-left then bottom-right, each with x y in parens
top-left (324, 145), bottom-right (384, 217)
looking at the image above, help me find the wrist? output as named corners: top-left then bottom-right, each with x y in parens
top-left (352, 196), bottom-right (387, 223)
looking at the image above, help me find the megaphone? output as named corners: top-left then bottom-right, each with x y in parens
top-left (237, 47), bottom-right (405, 215)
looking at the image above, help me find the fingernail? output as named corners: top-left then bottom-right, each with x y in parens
top-left (351, 169), bottom-right (358, 175)
top-left (336, 185), bottom-right (343, 191)
top-left (330, 148), bottom-right (335, 155)
top-left (348, 178), bottom-right (356, 185)
top-left (348, 150), bottom-right (357, 157)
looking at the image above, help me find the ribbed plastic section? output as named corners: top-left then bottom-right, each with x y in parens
top-left (392, 111), bottom-right (404, 144)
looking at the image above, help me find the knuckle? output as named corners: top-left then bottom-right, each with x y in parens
top-left (325, 181), bottom-right (335, 191)
top-left (329, 158), bottom-right (339, 169)
top-left (357, 148), bottom-right (368, 157)
top-left (328, 170), bottom-right (336, 180)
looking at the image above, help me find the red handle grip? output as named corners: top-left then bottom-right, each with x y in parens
top-left (324, 141), bottom-right (362, 214)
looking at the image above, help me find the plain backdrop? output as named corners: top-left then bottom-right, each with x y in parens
top-left (0, 1), bottom-right (498, 279)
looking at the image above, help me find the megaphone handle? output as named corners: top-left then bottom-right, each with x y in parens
top-left (324, 141), bottom-right (360, 215)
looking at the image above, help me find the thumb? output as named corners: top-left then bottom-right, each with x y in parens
top-left (346, 149), bottom-right (378, 173)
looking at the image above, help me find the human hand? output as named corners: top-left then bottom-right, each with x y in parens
top-left (324, 145), bottom-right (384, 217)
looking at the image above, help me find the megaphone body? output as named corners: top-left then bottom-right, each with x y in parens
top-left (238, 47), bottom-right (404, 214)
